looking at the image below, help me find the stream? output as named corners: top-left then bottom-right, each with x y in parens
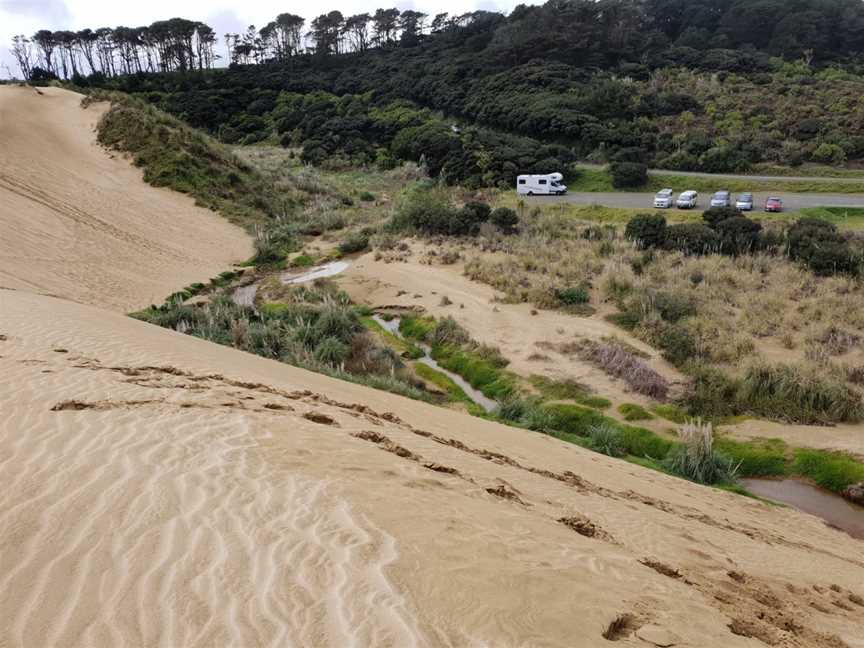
top-left (232, 261), bottom-right (353, 306)
top-left (741, 478), bottom-right (864, 540)
top-left (372, 315), bottom-right (498, 413)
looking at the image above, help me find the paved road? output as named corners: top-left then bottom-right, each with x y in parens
top-left (529, 191), bottom-right (864, 212)
top-left (576, 163), bottom-right (864, 185)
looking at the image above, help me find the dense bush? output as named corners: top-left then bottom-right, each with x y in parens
top-left (701, 206), bottom-right (740, 229)
top-left (390, 187), bottom-right (493, 236)
top-left (664, 223), bottom-right (720, 255)
top-left (338, 231), bottom-right (370, 254)
top-left (490, 207), bottom-right (519, 234)
top-left (625, 213), bottom-right (667, 249)
top-left (787, 218), bottom-right (861, 276)
top-left (557, 285), bottom-right (591, 306)
top-left (609, 161), bottom-right (648, 188)
top-left (715, 216), bottom-right (762, 255)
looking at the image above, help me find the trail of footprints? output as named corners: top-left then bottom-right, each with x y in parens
top-left (36, 350), bottom-right (864, 647)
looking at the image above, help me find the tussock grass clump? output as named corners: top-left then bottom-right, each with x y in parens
top-left (577, 340), bottom-right (669, 400)
top-left (738, 363), bottom-right (864, 424)
top-left (664, 420), bottom-right (738, 485)
top-left (587, 423), bottom-right (627, 457)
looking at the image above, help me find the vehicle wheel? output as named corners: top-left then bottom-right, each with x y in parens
top-left (527, 191), bottom-right (533, 196)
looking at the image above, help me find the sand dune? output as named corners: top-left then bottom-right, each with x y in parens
top-left (2, 288), bottom-right (863, 647)
top-left (0, 86), bottom-right (251, 312)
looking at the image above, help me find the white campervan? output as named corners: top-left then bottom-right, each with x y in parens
top-left (516, 173), bottom-right (567, 196)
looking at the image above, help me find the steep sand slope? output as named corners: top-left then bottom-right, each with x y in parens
top-left (0, 86), bottom-right (251, 312)
top-left (2, 288), bottom-right (863, 648)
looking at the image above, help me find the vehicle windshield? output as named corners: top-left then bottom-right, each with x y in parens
top-left (739, 194), bottom-right (752, 200)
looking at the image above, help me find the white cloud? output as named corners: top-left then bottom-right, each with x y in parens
top-left (2, 0), bottom-right (531, 77)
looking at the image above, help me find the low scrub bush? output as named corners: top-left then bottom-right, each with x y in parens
top-left (490, 207), bottom-right (519, 234)
top-left (338, 231), bottom-right (370, 254)
top-left (787, 218), bottom-right (862, 277)
top-left (557, 285), bottom-right (591, 306)
top-left (664, 223), bottom-right (719, 255)
top-left (577, 341), bottom-right (670, 400)
top-left (625, 214), bottom-right (666, 249)
top-left (715, 217), bottom-right (762, 256)
top-left (618, 403), bottom-right (654, 421)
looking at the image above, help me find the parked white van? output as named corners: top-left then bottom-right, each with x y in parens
top-left (516, 173), bottom-right (567, 196)
top-left (653, 188), bottom-right (674, 208)
top-left (676, 190), bottom-right (698, 209)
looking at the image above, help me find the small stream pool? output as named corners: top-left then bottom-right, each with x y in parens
top-left (741, 478), bottom-right (864, 540)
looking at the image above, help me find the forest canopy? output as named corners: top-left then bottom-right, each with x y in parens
top-left (11, 0), bottom-right (864, 185)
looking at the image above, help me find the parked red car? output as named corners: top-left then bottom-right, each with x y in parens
top-left (764, 197), bottom-right (783, 212)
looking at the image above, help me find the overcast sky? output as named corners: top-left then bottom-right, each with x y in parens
top-left (1, 0), bottom-right (530, 78)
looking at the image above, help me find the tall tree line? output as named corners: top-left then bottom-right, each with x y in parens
top-left (8, 7), bottom-right (478, 79)
top-left (10, 0), bottom-right (864, 80)
top-left (9, 18), bottom-right (218, 80)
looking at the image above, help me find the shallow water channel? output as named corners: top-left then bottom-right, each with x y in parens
top-left (371, 315), bottom-right (498, 413)
top-left (232, 261), bottom-right (353, 306)
top-left (740, 478), bottom-right (864, 540)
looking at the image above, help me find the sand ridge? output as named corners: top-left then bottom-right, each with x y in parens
top-left (2, 288), bottom-right (863, 647)
top-left (0, 86), bottom-right (251, 312)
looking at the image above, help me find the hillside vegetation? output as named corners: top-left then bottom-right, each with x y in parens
top-left (41, 0), bottom-right (864, 186)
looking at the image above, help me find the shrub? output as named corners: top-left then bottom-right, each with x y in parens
top-left (490, 207), bottom-right (519, 234)
top-left (701, 206), bottom-right (740, 229)
top-left (557, 285), bottom-right (591, 306)
top-left (429, 316), bottom-right (471, 346)
top-left (587, 423), bottom-right (627, 457)
top-left (664, 223), bottom-right (719, 255)
top-left (609, 161), bottom-right (648, 188)
top-left (577, 341), bottom-right (670, 399)
top-left (812, 142), bottom-right (846, 165)
top-left (715, 217), bottom-right (762, 256)
top-left (618, 403), bottom-right (654, 421)
top-left (787, 218), bottom-right (861, 277)
top-left (358, 190), bottom-right (376, 202)
top-left (682, 365), bottom-right (742, 419)
top-left (664, 420), bottom-right (738, 485)
top-left (625, 214), bottom-right (667, 249)
top-left (653, 323), bottom-right (699, 366)
top-left (338, 231), bottom-right (370, 254)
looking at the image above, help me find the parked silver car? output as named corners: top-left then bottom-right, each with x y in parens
top-left (710, 191), bottom-right (731, 208)
top-left (653, 188), bottom-right (674, 208)
top-left (676, 190), bottom-right (698, 209)
top-left (735, 193), bottom-right (754, 211)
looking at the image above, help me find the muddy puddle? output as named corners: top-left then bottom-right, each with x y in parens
top-left (372, 315), bottom-right (498, 413)
top-left (741, 478), bottom-right (864, 540)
